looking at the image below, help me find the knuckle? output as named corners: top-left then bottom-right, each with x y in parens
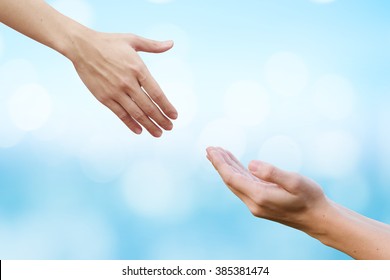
top-left (288, 173), bottom-right (303, 192)
top-left (117, 111), bottom-right (129, 121)
top-left (118, 77), bottom-right (131, 91)
top-left (143, 104), bottom-right (157, 116)
top-left (132, 110), bottom-right (145, 122)
top-left (130, 62), bottom-right (143, 75)
top-left (96, 94), bottom-right (110, 104)
top-left (153, 91), bottom-right (165, 103)
top-left (249, 205), bottom-right (263, 218)
top-left (252, 192), bottom-right (266, 207)
top-left (223, 172), bottom-right (236, 186)
top-left (262, 165), bottom-right (277, 181)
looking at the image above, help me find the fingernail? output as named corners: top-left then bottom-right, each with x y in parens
top-left (165, 122), bottom-right (173, 131)
top-left (135, 127), bottom-right (142, 134)
top-left (154, 130), bottom-right (163, 138)
top-left (170, 111), bottom-right (178, 120)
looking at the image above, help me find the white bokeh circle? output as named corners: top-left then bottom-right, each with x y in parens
top-left (313, 74), bottom-right (356, 120)
top-left (79, 133), bottom-right (130, 183)
top-left (326, 176), bottom-right (370, 212)
top-left (0, 212), bottom-right (115, 259)
top-left (122, 159), bottom-right (193, 220)
top-left (148, 56), bottom-right (193, 87)
top-left (376, 95), bottom-right (390, 194)
top-left (258, 135), bottom-right (303, 172)
top-left (0, 108), bottom-right (25, 148)
top-left (160, 82), bottom-right (197, 129)
top-left (0, 59), bottom-right (38, 97)
top-left (224, 80), bottom-right (270, 126)
top-left (264, 52), bottom-right (309, 97)
top-left (198, 118), bottom-right (247, 159)
top-left (8, 84), bottom-right (53, 131)
top-left (306, 130), bottom-right (361, 178)
top-left (51, 0), bottom-right (94, 26)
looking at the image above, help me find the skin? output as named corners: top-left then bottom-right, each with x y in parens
top-left (206, 146), bottom-right (390, 260)
top-left (0, 0), bottom-right (178, 137)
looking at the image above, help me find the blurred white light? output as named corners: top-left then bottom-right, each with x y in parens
top-left (0, 109), bottom-right (25, 148)
top-left (51, 213), bottom-right (116, 259)
top-left (151, 129), bottom-right (202, 171)
top-left (0, 223), bottom-right (52, 259)
top-left (49, 86), bottom-right (127, 156)
top-left (51, 0), bottom-right (94, 27)
top-left (326, 176), bottom-right (370, 212)
top-left (159, 82), bottom-right (197, 129)
top-left (148, 56), bottom-right (193, 87)
top-left (0, 60), bottom-right (38, 147)
top-left (8, 84), bottom-right (53, 131)
top-left (258, 135), bottom-right (303, 172)
top-left (152, 237), bottom-right (206, 259)
top-left (306, 130), bottom-right (361, 178)
top-left (79, 133), bottom-right (131, 183)
top-left (264, 52), bottom-right (309, 97)
top-left (198, 118), bottom-right (247, 159)
top-left (122, 159), bottom-right (193, 220)
top-left (376, 96), bottom-right (390, 194)
top-left (224, 80), bottom-right (270, 126)
top-left (0, 213), bottom-right (115, 259)
top-left (0, 59), bottom-right (38, 97)
top-left (313, 74), bottom-right (356, 120)
top-left (32, 109), bottom-right (67, 143)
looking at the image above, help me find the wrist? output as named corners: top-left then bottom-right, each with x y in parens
top-left (302, 197), bottom-right (342, 246)
top-left (56, 22), bottom-right (94, 62)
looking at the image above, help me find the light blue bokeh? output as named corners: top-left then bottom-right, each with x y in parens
top-left (1, 0), bottom-right (389, 259)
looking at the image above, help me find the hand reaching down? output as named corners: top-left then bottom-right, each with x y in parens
top-left (0, 0), bottom-right (178, 138)
top-left (70, 31), bottom-right (178, 137)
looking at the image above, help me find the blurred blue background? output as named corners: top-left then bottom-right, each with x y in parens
top-left (0, 0), bottom-right (390, 259)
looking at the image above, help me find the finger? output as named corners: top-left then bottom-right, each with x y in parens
top-left (131, 35), bottom-right (174, 53)
top-left (105, 100), bottom-right (142, 135)
top-left (215, 148), bottom-right (243, 175)
top-left (207, 147), bottom-right (257, 196)
top-left (138, 67), bottom-right (178, 120)
top-left (116, 93), bottom-right (163, 137)
top-left (206, 147), bottom-right (255, 205)
top-left (248, 160), bottom-right (297, 193)
top-left (128, 83), bottom-right (174, 131)
top-left (215, 147), bottom-right (245, 170)
top-left (207, 147), bottom-right (243, 186)
top-left (207, 148), bottom-right (290, 215)
top-left (216, 147), bottom-right (260, 181)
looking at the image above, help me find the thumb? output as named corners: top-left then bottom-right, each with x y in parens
top-left (131, 35), bottom-right (174, 53)
top-left (248, 160), bottom-right (293, 190)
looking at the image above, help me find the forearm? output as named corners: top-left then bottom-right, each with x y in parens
top-left (309, 199), bottom-right (390, 259)
top-left (0, 0), bottom-right (89, 59)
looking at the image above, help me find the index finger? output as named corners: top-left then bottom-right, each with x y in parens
top-left (139, 67), bottom-right (178, 120)
top-left (207, 147), bottom-right (256, 206)
top-left (207, 147), bottom-right (256, 195)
